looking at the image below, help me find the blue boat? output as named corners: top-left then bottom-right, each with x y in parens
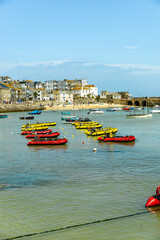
top-left (28, 110), bottom-right (41, 115)
top-left (61, 115), bottom-right (79, 121)
top-left (0, 114), bottom-right (8, 118)
top-left (61, 112), bottom-right (70, 115)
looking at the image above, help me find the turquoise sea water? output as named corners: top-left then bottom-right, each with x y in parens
top-left (0, 109), bottom-right (160, 239)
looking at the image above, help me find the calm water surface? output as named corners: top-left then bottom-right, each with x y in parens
top-left (0, 109), bottom-right (160, 239)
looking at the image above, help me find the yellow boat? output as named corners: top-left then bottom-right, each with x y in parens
top-left (84, 127), bottom-right (118, 136)
top-left (22, 122), bottom-right (56, 128)
top-left (73, 121), bottom-right (99, 126)
top-left (21, 126), bottom-right (48, 131)
top-left (76, 124), bottom-right (102, 129)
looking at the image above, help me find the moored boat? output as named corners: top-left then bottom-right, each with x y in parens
top-left (22, 122), bottom-right (56, 129)
top-left (122, 107), bottom-right (134, 111)
top-left (150, 108), bottom-right (160, 113)
top-left (126, 113), bottom-right (152, 118)
top-left (106, 107), bottom-right (122, 112)
top-left (97, 135), bottom-right (135, 142)
top-left (87, 108), bottom-right (104, 114)
top-left (27, 138), bottom-right (68, 145)
top-left (28, 110), bottom-right (41, 115)
top-left (0, 114), bottom-right (8, 118)
top-left (76, 124), bottom-right (102, 129)
top-left (22, 126), bottom-right (48, 131)
top-left (146, 185), bottom-right (160, 207)
top-left (19, 116), bottom-right (34, 120)
top-left (21, 129), bottom-right (52, 135)
top-left (61, 116), bottom-right (79, 121)
top-left (61, 112), bottom-right (70, 115)
top-left (25, 132), bottom-right (60, 138)
top-left (85, 127), bottom-right (118, 136)
top-left (74, 121), bottom-right (99, 126)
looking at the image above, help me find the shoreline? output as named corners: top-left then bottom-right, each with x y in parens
top-left (44, 103), bottom-right (126, 111)
top-left (0, 102), bottom-right (126, 113)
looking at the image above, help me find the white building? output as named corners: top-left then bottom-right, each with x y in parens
top-left (34, 81), bottom-right (44, 89)
top-left (100, 91), bottom-right (121, 99)
top-left (44, 78), bottom-right (88, 92)
top-left (72, 85), bottom-right (98, 98)
top-left (53, 91), bottom-right (73, 103)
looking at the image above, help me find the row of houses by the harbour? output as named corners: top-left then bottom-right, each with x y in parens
top-left (0, 76), bottom-right (130, 103)
top-left (0, 76), bottom-right (99, 103)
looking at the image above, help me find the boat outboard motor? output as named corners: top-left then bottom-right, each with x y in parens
top-left (146, 185), bottom-right (160, 207)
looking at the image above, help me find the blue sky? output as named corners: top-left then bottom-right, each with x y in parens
top-left (0, 0), bottom-right (160, 96)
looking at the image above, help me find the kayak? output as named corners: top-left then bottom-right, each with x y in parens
top-left (21, 130), bottom-right (52, 135)
top-left (27, 138), bottom-right (68, 145)
top-left (97, 135), bottom-right (135, 142)
top-left (25, 132), bottom-right (60, 138)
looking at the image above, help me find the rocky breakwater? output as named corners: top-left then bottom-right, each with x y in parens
top-left (0, 103), bottom-right (45, 113)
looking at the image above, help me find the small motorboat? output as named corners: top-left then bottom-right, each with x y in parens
top-left (0, 114), bottom-right (8, 118)
top-left (97, 135), bottom-right (135, 142)
top-left (19, 116), bottom-right (34, 120)
top-left (150, 107), bottom-right (160, 113)
top-left (61, 116), bottom-right (79, 121)
top-left (106, 107), bottom-right (122, 112)
top-left (28, 110), bottom-right (41, 115)
top-left (122, 107), bottom-right (134, 111)
top-left (106, 108), bottom-right (116, 112)
top-left (146, 186), bottom-right (160, 207)
top-left (87, 108), bottom-right (104, 114)
top-left (21, 129), bottom-right (52, 135)
top-left (61, 112), bottom-right (70, 115)
top-left (27, 138), bottom-right (68, 145)
top-left (25, 132), bottom-right (60, 138)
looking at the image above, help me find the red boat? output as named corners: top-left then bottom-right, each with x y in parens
top-left (27, 138), bottom-right (68, 145)
top-left (21, 130), bottom-right (52, 135)
top-left (146, 196), bottom-right (160, 207)
top-left (25, 132), bottom-right (60, 138)
top-left (97, 135), bottom-right (135, 142)
top-left (146, 185), bottom-right (160, 207)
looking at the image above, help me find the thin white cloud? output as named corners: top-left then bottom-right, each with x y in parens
top-left (0, 60), bottom-right (71, 71)
top-left (83, 62), bottom-right (101, 67)
top-left (105, 63), bottom-right (160, 75)
top-left (124, 46), bottom-right (140, 49)
top-left (1, 60), bottom-right (160, 76)
top-left (18, 60), bottom-right (71, 67)
top-left (83, 62), bottom-right (160, 75)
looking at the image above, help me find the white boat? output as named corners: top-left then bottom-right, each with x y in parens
top-left (87, 108), bottom-right (104, 114)
top-left (126, 113), bottom-right (152, 118)
top-left (153, 105), bottom-right (160, 109)
top-left (106, 107), bottom-right (122, 112)
top-left (150, 108), bottom-right (160, 113)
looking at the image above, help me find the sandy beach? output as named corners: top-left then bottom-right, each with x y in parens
top-left (0, 102), bottom-right (126, 113)
top-left (44, 103), bottom-right (126, 111)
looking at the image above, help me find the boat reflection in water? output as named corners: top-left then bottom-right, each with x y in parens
top-left (98, 141), bottom-right (136, 146)
top-left (147, 205), bottom-right (160, 214)
top-left (28, 144), bottom-right (68, 152)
